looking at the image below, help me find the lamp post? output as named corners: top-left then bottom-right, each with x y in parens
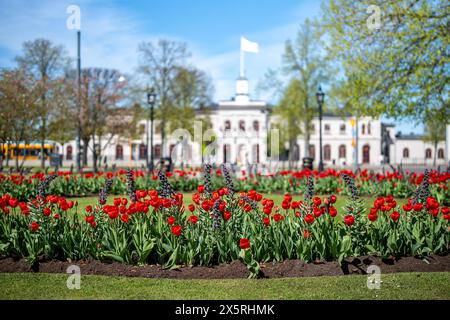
top-left (316, 85), bottom-right (325, 172)
top-left (147, 88), bottom-right (157, 172)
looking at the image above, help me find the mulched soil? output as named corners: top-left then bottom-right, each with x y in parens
top-left (1, 252), bottom-right (449, 279)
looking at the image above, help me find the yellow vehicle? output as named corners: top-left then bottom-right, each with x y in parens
top-left (0, 142), bottom-right (57, 160)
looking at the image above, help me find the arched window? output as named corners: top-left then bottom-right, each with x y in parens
top-left (324, 124), bottom-right (331, 134)
top-left (324, 145), bottom-right (331, 161)
top-left (362, 124), bottom-right (366, 135)
top-left (116, 144), bottom-right (123, 160)
top-left (239, 120), bottom-right (245, 131)
top-left (368, 123), bottom-right (371, 135)
top-left (139, 144), bottom-right (147, 160)
top-left (403, 148), bottom-right (409, 159)
top-left (363, 145), bottom-right (370, 163)
top-left (339, 145), bottom-right (346, 158)
top-left (425, 148), bottom-right (432, 159)
top-left (253, 120), bottom-right (259, 132)
top-left (224, 120), bottom-right (231, 130)
top-left (438, 148), bottom-right (444, 159)
top-left (309, 145), bottom-right (315, 160)
top-left (154, 144), bottom-right (161, 159)
top-left (66, 145), bottom-right (73, 160)
top-left (340, 124), bottom-right (346, 134)
top-left (223, 144), bottom-right (231, 163)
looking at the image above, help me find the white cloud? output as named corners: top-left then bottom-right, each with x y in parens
top-left (0, 0), bottom-right (314, 102)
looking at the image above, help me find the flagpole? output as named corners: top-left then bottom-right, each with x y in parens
top-left (240, 49), bottom-right (244, 78)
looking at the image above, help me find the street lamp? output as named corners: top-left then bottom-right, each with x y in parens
top-left (147, 87), bottom-right (157, 172)
top-left (316, 85), bottom-right (325, 172)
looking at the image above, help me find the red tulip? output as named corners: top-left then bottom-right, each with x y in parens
top-left (189, 215), bottom-right (198, 224)
top-left (31, 221), bottom-right (39, 232)
top-left (273, 213), bottom-right (284, 222)
top-left (167, 216), bottom-right (175, 225)
top-left (303, 230), bottom-right (311, 238)
top-left (171, 225), bottom-right (182, 236)
top-left (197, 185), bottom-right (205, 193)
top-left (368, 213), bottom-right (377, 222)
top-left (121, 214), bottom-right (129, 223)
top-left (224, 211), bottom-right (231, 221)
top-left (413, 203), bottom-right (423, 212)
top-left (329, 206), bottom-right (337, 217)
top-left (390, 211), bottom-right (400, 222)
top-left (330, 195), bottom-right (337, 204)
top-left (344, 215), bottom-right (355, 226)
top-left (188, 204), bottom-right (195, 212)
top-left (239, 238), bottom-right (250, 250)
top-left (86, 205), bottom-right (93, 213)
top-left (43, 207), bottom-right (52, 216)
top-left (263, 217), bottom-right (270, 226)
top-left (304, 214), bottom-right (315, 224)
top-left (403, 203), bottom-right (412, 212)
top-left (313, 197), bottom-right (321, 207)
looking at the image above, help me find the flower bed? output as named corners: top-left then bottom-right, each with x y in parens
top-left (0, 168), bottom-right (449, 203)
top-left (0, 167), bottom-right (448, 278)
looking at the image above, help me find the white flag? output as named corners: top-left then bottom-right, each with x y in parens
top-left (241, 36), bottom-right (259, 53)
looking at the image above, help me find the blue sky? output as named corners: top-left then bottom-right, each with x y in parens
top-left (0, 0), bottom-right (423, 134)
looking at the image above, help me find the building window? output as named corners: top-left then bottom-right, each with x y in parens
top-left (239, 120), bottom-right (245, 131)
top-left (253, 120), bottom-right (259, 132)
top-left (403, 148), bottom-right (409, 159)
top-left (309, 145), bottom-right (315, 160)
top-left (253, 144), bottom-right (260, 163)
top-left (438, 148), bottom-right (444, 159)
top-left (324, 145), bottom-right (331, 161)
top-left (339, 145), bottom-right (346, 158)
top-left (324, 124), bottom-right (331, 134)
top-left (425, 148), bottom-right (432, 159)
top-left (116, 144), bottom-right (123, 160)
top-left (368, 123), bottom-right (371, 135)
top-left (363, 145), bottom-right (370, 163)
top-left (66, 145), bottom-right (73, 160)
top-left (362, 124), bottom-right (366, 135)
top-left (223, 144), bottom-right (231, 163)
top-left (340, 124), bottom-right (346, 134)
top-left (154, 144), bottom-right (161, 159)
top-left (139, 144), bottom-right (147, 160)
top-left (224, 120), bottom-right (231, 130)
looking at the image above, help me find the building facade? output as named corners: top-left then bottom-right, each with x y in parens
top-left (58, 76), bottom-right (448, 169)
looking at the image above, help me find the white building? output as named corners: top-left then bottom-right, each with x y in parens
top-left (58, 74), bottom-right (448, 170)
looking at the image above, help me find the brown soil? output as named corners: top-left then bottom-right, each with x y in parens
top-left (1, 253), bottom-right (449, 279)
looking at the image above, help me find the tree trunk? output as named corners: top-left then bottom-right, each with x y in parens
top-left (14, 142), bottom-right (20, 172)
top-left (40, 117), bottom-right (46, 169)
top-left (82, 138), bottom-right (89, 167)
top-left (5, 143), bottom-right (10, 168)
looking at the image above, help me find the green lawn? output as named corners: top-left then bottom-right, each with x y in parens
top-left (0, 272), bottom-right (448, 300)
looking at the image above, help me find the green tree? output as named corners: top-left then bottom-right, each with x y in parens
top-left (423, 108), bottom-right (448, 167)
top-left (260, 19), bottom-right (329, 165)
top-left (0, 68), bottom-right (42, 171)
top-left (320, 0), bottom-right (449, 120)
top-left (15, 39), bottom-right (70, 169)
